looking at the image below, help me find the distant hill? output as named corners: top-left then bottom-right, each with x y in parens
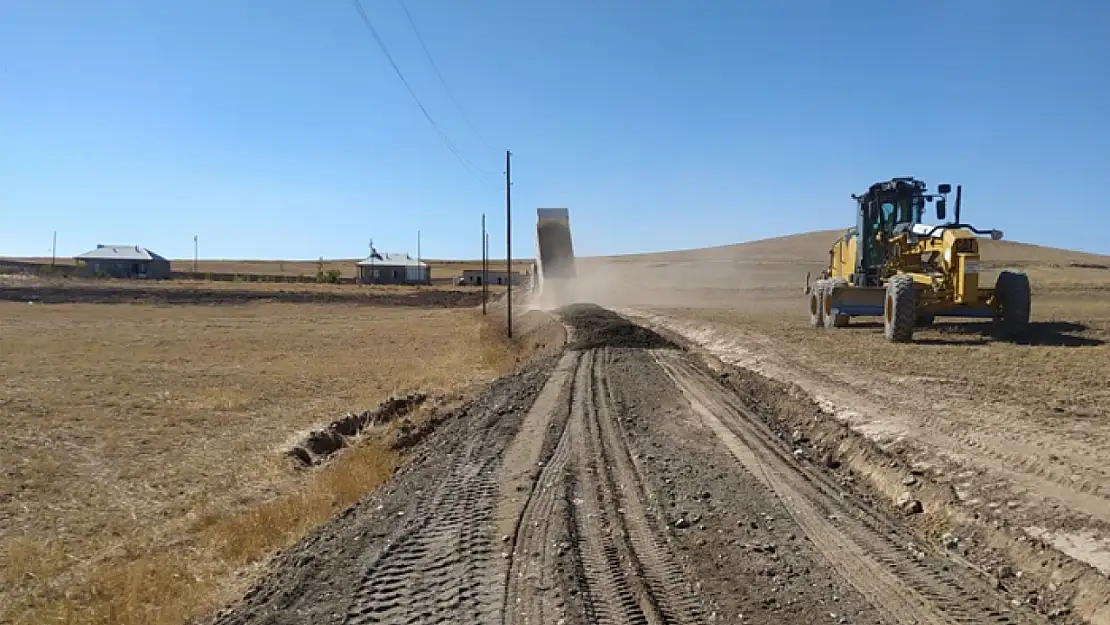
top-left (597, 229), bottom-right (1110, 268)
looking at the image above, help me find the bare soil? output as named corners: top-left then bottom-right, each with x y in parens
top-left (209, 305), bottom-right (1053, 625)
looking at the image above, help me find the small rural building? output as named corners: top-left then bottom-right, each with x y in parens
top-left (459, 269), bottom-right (526, 286)
top-left (357, 251), bottom-right (430, 285)
top-left (74, 244), bottom-right (171, 279)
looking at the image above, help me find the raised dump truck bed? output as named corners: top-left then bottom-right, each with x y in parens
top-left (535, 208), bottom-right (576, 280)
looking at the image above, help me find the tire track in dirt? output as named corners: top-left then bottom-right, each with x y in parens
top-left (503, 344), bottom-right (704, 625)
top-left (344, 452), bottom-right (502, 625)
top-left (340, 375), bottom-right (541, 625)
top-left (587, 348), bottom-right (704, 624)
top-left (502, 352), bottom-right (580, 625)
top-left (636, 313), bottom-right (1110, 524)
top-left (653, 349), bottom-right (1044, 625)
top-left (567, 348), bottom-right (704, 625)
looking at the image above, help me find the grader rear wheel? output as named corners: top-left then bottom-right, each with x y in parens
top-left (823, 278), bottom-right (850, 328)
top-left (809, 282), bottom-right (826, 328)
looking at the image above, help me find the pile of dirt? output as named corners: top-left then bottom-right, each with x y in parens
top-left (0, 284), bottom-right (484, 307)
top-left (557, 303), bottom-right (681, 351)
top-left (286, 394), bottom-right (427, 467)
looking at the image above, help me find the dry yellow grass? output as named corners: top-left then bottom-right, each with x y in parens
top-left (0, 301), bottom-right (532, 625)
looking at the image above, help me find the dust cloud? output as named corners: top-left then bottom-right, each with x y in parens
top-left (526, 254), bottom-right (787, 313)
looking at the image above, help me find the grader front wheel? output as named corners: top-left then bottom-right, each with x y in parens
top-left (995, 270), bottom-right (1032, 340)
top-left (884, 275), bottom-right (916, 343)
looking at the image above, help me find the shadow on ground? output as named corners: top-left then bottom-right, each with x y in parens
top-left (831, 320), bottom-right (1104, 347)
top-left (932, 321), bottom-right (1104, 347)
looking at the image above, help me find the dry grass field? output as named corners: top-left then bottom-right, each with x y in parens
top-left (0, 276), bottom-right (499, 309)
top-left (5, 257), bottom-right (534, 281)
top-left (0, 299), bottom-right (553, 625)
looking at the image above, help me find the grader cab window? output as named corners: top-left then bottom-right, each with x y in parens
top-left (881, 198), bottom-right (918, 227)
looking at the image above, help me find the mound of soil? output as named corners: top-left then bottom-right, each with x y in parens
top-left (0, 285), bottom-right (484, 308)
top-left (557, 303), bottom-right (680, 351)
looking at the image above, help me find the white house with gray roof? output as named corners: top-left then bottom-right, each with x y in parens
top-left (356, 250), bottom-right (429, 285)
top-left (74, 244), bottom-right (172, 279)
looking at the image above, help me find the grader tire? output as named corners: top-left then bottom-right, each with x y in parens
top-left (809, 281), bottom-right (826, 328)
top-left (823, 278), bottom-right (850, 328)
top-left (995, 270), bottom-right (1031, 340)
top-left (884, 275), bottom-right (916, 343)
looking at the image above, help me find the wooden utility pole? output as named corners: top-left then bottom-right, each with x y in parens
top-left (505, 150), bottom-right (512, 338)
top-left (193, 235), bottom-right (198, 273)
top-left (481, 213), bottom-right (487, 314)
top-left (417, 229), bottom-right (422, 284)
top-left (51, 231), bottom-right (57, 267)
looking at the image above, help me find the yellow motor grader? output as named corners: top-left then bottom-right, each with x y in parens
top-left (804, 177), bottom-right (1031, 343)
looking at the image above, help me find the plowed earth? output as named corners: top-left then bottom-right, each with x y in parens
top-left (210, 305), bottom-right (1054, 625)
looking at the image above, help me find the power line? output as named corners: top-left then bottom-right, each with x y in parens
top-left (396, 0), bottom-right (497, 154)
top-left (349, 0), bottom-right (499, 182)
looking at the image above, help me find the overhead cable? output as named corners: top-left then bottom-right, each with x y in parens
top-left (350, 0), bottom-right (499, 182)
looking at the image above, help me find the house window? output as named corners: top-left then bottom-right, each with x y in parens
top-left (393, 269), bottom-right (400, 280)
top-left (372, 269), bottom-right (380, 279)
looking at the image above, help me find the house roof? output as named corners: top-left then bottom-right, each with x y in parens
top-left (74, 245), bottom-right (168, 262)
top-left (356, 251), bottom-right (427, 267)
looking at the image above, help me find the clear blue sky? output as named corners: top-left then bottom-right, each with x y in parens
top-left (2, 1), bottom-right (1108, 260)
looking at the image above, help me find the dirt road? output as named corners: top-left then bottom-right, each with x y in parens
top-left (210, 305), bottom-right (1051, 625)
top-left (626, 309), bottom-right (1110, 620)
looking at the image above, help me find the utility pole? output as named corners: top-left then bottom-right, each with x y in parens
top-left (193, 235), bottom-right (198, 273)
top-left (417, 229), bottom-right (422, 284)
top-left (505, 150), bottom-right (512, 338)
top-left (481, 213), bottom-right (487, 314)
top-left (51, 231), bottom-right (57, 267)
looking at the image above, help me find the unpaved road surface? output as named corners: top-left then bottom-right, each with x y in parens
top-left (211, 305), bottom-right (1051, 625)
top-left (628, 310), bottom-right (1110, 621)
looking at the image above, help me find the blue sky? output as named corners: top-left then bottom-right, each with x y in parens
top-left (1, 1), bottom-right (1108, 260)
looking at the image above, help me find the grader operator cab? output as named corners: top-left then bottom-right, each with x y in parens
top-left (805, 177), bottom-right (1031, 342)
